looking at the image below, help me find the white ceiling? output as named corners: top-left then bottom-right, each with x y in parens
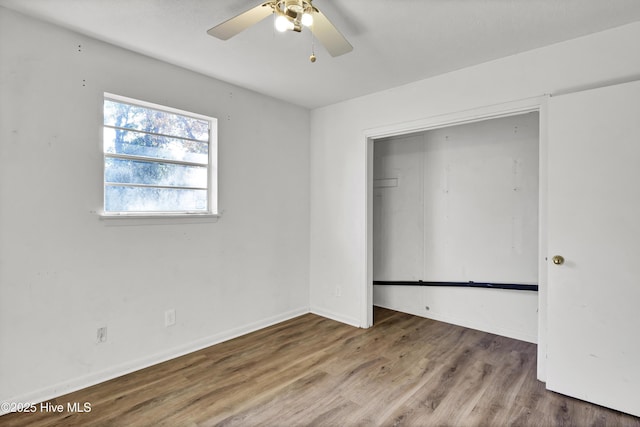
top-left (2, 0), bottom-right (640, 109)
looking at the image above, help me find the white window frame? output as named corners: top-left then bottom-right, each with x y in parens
top-left (100, 93), bottom-right (218, 219)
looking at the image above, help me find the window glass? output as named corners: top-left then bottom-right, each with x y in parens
top-left (103, 95), bottom-right (216, 214)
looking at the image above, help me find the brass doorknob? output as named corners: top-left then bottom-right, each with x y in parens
top-left (552, 255), bottom-right (565, 265)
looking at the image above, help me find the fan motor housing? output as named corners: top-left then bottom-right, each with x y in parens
top-left (278, 0), bottom-right (313, 19)
top-left (276, 0), bottom-right (311, 32)
top-left (283, 0), bottom-right (307, 13)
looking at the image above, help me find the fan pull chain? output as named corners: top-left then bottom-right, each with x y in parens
top-left (309, 29), bottom-right (316, 63)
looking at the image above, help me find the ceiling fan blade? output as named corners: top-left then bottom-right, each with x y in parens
top-left (207, 3), bottom-right (273, 40)
top-left (309, 9), bottom-right (353, 57)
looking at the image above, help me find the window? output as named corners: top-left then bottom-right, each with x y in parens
top-left (102, 94), bottom-right (217, 216)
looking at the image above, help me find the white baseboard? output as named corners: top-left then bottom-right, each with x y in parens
top-left (373, 303), bottom-right (537, 344)
top-left (310, 305), bottom-right (361, 328)
top-left (1, 306), bottom-right (309, 416)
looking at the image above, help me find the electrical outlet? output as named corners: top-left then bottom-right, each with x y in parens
top-left (335, 286), bottom-right (341, 297)
top-left (97, 327), bottom-right (107, 343)
top-left (165, 309), bottom-right (176, 327)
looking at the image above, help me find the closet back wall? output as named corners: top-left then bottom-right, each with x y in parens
top-left (373, 113), bottom-right (539, 342)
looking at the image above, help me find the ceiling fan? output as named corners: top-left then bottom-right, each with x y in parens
top-left (207, 0), bottom-right (353, 59)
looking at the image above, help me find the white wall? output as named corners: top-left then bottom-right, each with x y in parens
top-left (309, 21), bottom-right (640, 377)
top-left (372, 114), bottom-right (539, 342)
top-left (0, 7), bottom-right (310, 405)
top-left (374, 114), bottom-right (539, 283)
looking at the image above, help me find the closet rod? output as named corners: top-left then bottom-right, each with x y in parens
top-left (373, 280), bottom-right (538, 292)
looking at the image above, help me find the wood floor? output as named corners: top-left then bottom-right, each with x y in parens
top-left (2, 307), bottom-right (639, 426)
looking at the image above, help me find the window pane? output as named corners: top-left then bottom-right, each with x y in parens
top-left (105, 158), bottom-right (208, 188)
top-left (104, 99), bottom-right (209, 142)
top-left (103, 94), bottom-right (216, 215)
top-left (105, 186), bottom-right (208, 212)
top-left (103, 128), bottom-right (208, 164)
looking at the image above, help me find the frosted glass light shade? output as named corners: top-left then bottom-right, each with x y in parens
top-left (301, 12), bottom-right (313, 27)
top-left (275, 15), bottom-right (293, 32)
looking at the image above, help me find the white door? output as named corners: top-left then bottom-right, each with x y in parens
top-left (546, 80), bottom-right (640, 416)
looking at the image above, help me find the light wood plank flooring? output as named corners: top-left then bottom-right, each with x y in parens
top-left (2, 307), bottom-right (639, 426)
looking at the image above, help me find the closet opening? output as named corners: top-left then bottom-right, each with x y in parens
top-left (370, 112), bottom-right (540, 344)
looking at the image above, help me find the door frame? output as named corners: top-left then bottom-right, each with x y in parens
top-left (362, 95), bottom-right (549, 381)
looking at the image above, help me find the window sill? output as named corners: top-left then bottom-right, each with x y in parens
top-left (98, 212), bottom-right (220, 225)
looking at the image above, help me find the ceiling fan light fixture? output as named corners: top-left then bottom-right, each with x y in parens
top-left (207, 0), bottom-right (353, 57)
top-left (275, 14), bottom-right (294, 32)
top-left (301, 11), bottom-right (313, 27)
